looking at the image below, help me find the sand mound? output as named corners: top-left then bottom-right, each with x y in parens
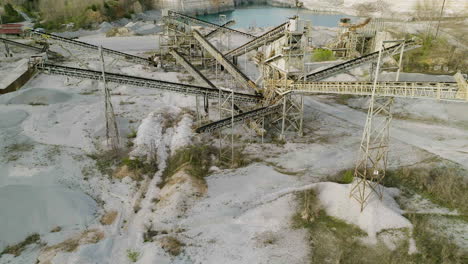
top-left (7, 88), bottom-right (72, 105)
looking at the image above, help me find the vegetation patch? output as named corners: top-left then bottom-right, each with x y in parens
top-left (87, 150), bottom-right (125, 177)
top-left (159, 236), bottom-right (185, 256)
top-left (400, 34), bottom-right (467, 74)
top-left (4, 142), bottom-right (35, 162)
top-left (293, 188), bottom-right (467, 263)
top-left (126, 249), bottom-right (139, 263)
top-left (1, 3), bottom-right (24, 23)
top-left (45, 229), bottom-right (103, 253)
top-left (384, 166), bottom-right (468, 214)
top-left (1, 234), bottom-right (41, 257)
top-left (126, 129), bottom-right (137, 139)
top-left (121, 156), bottom-right (157, 176)
top-left (160, 144), bottom-right (217, 187)
top-left (100, 211), bottom-right (118, 225)
top-left (312, 48), bottom-right (335, 62)
top-left (333, 94), bottom-right (357, 105)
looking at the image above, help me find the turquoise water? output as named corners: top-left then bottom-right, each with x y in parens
top-left (196, 5), bottom-right (357, 29)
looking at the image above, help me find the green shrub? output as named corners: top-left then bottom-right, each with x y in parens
top-left (313, 48), bottom-right (335, 62)
top-left (126, 249), bottom-right (139, 262)
top-left (341, 169), bottom-right (354, 184)
top-left (127, 129), bottom-right (137, 139)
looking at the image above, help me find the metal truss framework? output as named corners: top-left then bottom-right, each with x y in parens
top-left (350, 40), bottom-right (397, 211)
top-left (275, 93), bottom-right (304, 139)
top-left (99, 46), bottom-right (120, 151)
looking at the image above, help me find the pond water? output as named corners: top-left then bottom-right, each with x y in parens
top-left (196, 5), bottom-right (358, 29)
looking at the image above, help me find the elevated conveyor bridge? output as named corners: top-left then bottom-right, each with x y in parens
top-left (304, 42), bottom-right (418, 81)
top-left (36, 63), bottom-right (262, 103)
top-left (1, 37), bottom-right (62, 58)
top-left (205, 20), bottom-right (236, 39)
top-left (224, 22), bottom-right (288, 60)
top-left (275, 80), bottom-right (467, 102)
top-left (30, 31), bottom-right (151, 65)
top-left (195, 104), bottom-right (282, 133)
top-left (166, 10), bottom-right (255, 39)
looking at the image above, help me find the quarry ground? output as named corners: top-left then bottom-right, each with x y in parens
top-left (1, 12), bottom-right (468, 264)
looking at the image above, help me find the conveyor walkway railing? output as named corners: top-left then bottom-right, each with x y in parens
top-left (304, 42), bottom-right (418, 82)
top-left (167, 10), bottom-right (255, 38)
top-left (275, 80), bottom-right (467, 102)
top-left (30, 31), bottom-right (151, 65)
top-left (196, 104), bottom-right (281, 133)
top-left (192, 29), bottom-right (259, 92)
top-left (37, 63), bottom-right (262, 103)
top-left (205, 20), bottom-right (236, 39)
top-left (224, 22), bottom-right (288, 59)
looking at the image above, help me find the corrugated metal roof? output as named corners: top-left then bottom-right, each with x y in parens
top-left (0, 28), bottom-right (23, 34)
top-left (1, 24), bottom-right (23, 28)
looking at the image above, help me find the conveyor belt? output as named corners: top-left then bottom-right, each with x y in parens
top-left (225, 22), bottom-right (287, 59)
top-left (192, 29), bottom-right (259, 92)
top-left (196, 104), bottom-right (281, 133)
top-left (30, 31), bottom-right (151, 65)
top-left (37, 63), bottom-right (262, 103)
top-left (1, 37), bottom-right (58, 56)
top-left (167, 10), bottom-right (255, 38)
top-left (285, 80), bottom-right (467, 102)
top-left (205, 20), bottom-right (236, 39)
top-left (304, 42), bottom-right (418, 82)
top-left (169, 48), bottom-right (216, 88)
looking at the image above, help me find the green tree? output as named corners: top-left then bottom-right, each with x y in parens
top-left (2, 3), bottom-right (24, 23)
